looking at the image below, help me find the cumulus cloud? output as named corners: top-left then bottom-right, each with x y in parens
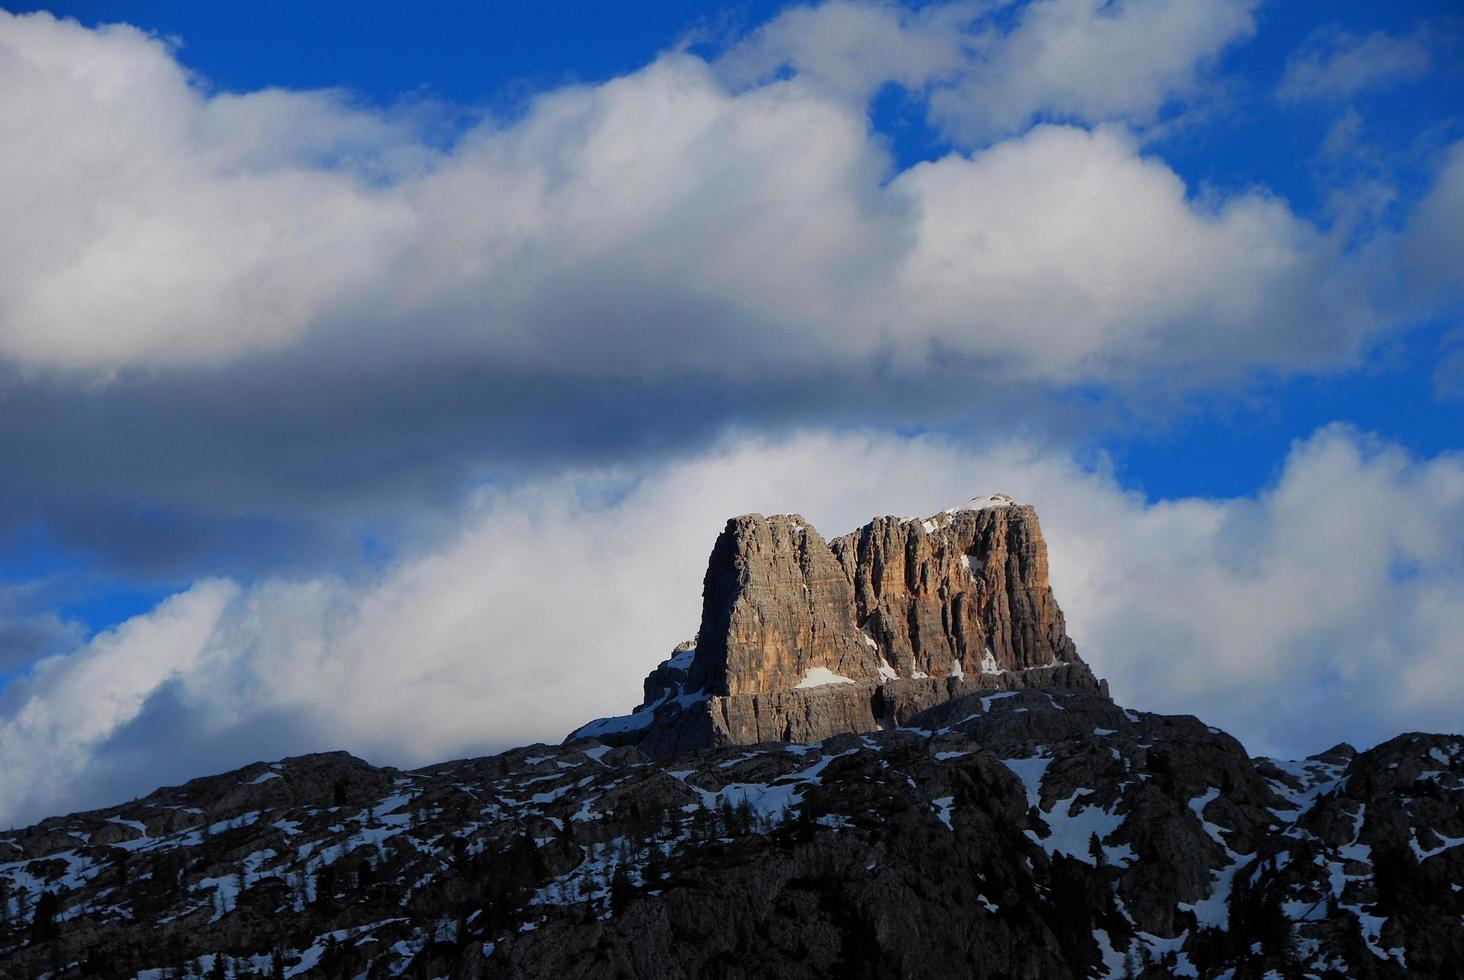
top-left (0, 12), bottom-right (412, 370)
top-left (1278, 25), bottom-right (1434, 103)
top-left (1, 4), bottom-right (1430, 578)
top-left (0, 7), bottom-right (1375, 384)
top-left (891, 124), bottom-right (1371, 379)
top-left (925, 0), bottom-right (1257, 142)
top-left (2, 425), bottom-right (1462, 826)
top-left (724, 0), bottom-right (1258, 142)
top-left (718, 0), bottom-right (976, 103)
top-left (0, 582), bottom-right (237, 822)
top-left (1048, 426), bottom-right (1464, 758)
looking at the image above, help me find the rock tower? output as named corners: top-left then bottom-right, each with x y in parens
top-left (569, 496), bottom-right (1106, 754)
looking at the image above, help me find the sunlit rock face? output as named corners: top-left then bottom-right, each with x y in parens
top-left (571, 497), bottom-right (1107, 755)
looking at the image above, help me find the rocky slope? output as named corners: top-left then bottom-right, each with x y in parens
top-left (570, 497), bottom-right (1107, 754)
top-left (1, 497), bottom-right (1460, 979)
top-left (1, 691), bottom-right (1460, 978)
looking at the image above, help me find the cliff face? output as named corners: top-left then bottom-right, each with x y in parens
top-left (830, 498), bottom-right (1080, 678)
top-left (571, 496), bottom-right (1106, 754)
top-left (688, 515), bottom-right (876, 697)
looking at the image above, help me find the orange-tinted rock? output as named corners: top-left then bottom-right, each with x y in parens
top-left (830, 501), bottom-right (1080, 679)
top-left (689, 515), bottom-right (874, 696)
top-left (570, 497), bottom-right (1107, 754)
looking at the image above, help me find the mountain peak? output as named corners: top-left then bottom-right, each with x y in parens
top-left (569, 499), bottom-right (1106, 754)
top-left (945, 492), bottom-right (1021, 513)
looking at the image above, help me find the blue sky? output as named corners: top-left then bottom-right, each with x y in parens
top-left (0, 0), bottom-right (1461, 824)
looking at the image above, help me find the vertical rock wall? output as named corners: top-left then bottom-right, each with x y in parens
top-left (568, 497), bottom-right (1106, 755)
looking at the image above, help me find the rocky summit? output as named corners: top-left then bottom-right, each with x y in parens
top-left (569, 497), bottom-right (1107, 755)
top-left (1, 498), bottom-right (1461, 979)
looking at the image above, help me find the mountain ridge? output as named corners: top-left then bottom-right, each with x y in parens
top-left (1, 497), bottom-right (1460, 979)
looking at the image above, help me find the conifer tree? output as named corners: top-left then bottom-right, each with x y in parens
top-left (609, 866), bottom-right (635, 916)
top-left (30, 890), bottom-right (59, 942)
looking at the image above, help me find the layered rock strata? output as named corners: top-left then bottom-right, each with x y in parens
top-left (570, 496), bottom-right (1107, 754)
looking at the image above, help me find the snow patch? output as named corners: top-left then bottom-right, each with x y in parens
top-left (931, 796), bottom-right (955, 831)
top-left (1002, 755), bottom-right (1052, 808)
top-left (664, 647), bottom-right (697, 670)
top-left (946, 493), bottom-right (1020, 513)
top-left (1181, 853), bottom-right (1256, 930)
top-left (1411, 828), bottom-right (1464, 860)
top-left (1188, 788), bottom-right (1230, 847)
top-left (796, 666), bottom-right (857, 689)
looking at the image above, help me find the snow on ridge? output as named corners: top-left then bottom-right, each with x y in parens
top-left (795, 666), bottom-right (858, 689)
top-left (664, 646), bottom-right (697, 671)
top-left (946, 493), bottom-right (1021, 514)
top-left (571, 709), bottom-right (657, 739)
top-left (571, 688), bottom-right (710, 739)
top-left (898, 493), bottom-right (1022, 528)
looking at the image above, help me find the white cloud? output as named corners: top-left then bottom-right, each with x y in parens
top-left (1402, 138), bottom-right (1464, 301)
top-left (926, 0), bottom-right (1257, 142)
top-left (1279, 25), bottom-right (1433, 103)
top-left (891, 124), bottom-right (1371, 380)
top-left (0, 581), bottom-right (238, 823)
top-left (0, 12), bottom-right (412, 370)
top-left (724, 0), bottom-right (1258, 142)
top-left (2, 425), bottom-right (1462, 825)
top-left (0, 8), bottom-right (1389, 389)
top-left (1047, 426), bottom-right (1464, 759)
top-left (719, 0), bottom-right (976, 103)
top-left (385, 55), bottom-right (900, 377)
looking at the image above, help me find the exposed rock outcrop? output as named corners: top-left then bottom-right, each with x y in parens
top-left (571, 496), bottom-right (1106, 754)
top-left (689, 514), bottom-right (876, 696)
top-left (831, 498), bottom-right (1079, 676)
